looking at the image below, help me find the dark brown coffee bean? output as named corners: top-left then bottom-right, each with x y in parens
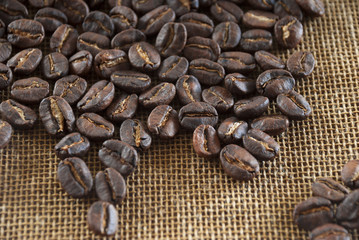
top-left (50, 24), bottom-right (79, 57)
top-left (53, 75), bottom-right (88, 105)
top-left (94, 49), bottom-right (130, 79)
top-left (55, 132), bottom-right (90, 159)
top-left (202, 86), bottom-right (234, 113)
top-left (111, 29), bottom-right (146, 52)
top-left (0, 99), bottom-right (37, 129)
top-left (242, 129), bottom-right (279, 161)
top-left (166, 0), bottom-right (198, 16)
top-left (184, 36), bottom-right (220, 61)
top-left (0, 19), bottom-right (4, 38)
top-left (210, 1), bottom-right (243, 23)
top-left (147, 105), bottom-right (179, 139)
top-left (0, 39), bottom-right (12, 63)
top-left (34, 7), bottom-right (68, 32)
top-left (274, 0), bottom-right (303, 21)
top-left (179, 12), bottom-right (214, 38)
top-left (293, 197), bottom-right (334, 231)
top-left (274, 16), bottom-right (303, 49)
top-left (77, 32), bottom-right (111, 57)
top-left (247, 0), bottom-right (275, 10)
top-left (276, 90), bottom-right (312, 120)
top-left (178, 102), bottom-right (218, 131)
top-left (7, 48), bottom-right (42, 75)
top-left (95, 168), bottom-right (126, 204)
top-left (41, 52), bottom-right (69, 80)
top-left (251, 115), bottom-right (289, 136)
top-left (224, 73), bottom-right (256, 96)
top-left (83, 11), bottom-right (114, 38)
top-left (0, 63), bottom-right (12, 90)
top-left (312, 178), bottom-right (350, 203)
top-left (105, 92), bottom-right (138, 122)
top-left (139, 82), bottom-right (176, 109)
top-left (54, 0), bottom-right (89, 25)
top-left (108, 0), bottom-right (132, 8)
top-left (341, 160), bottom-right (359, 188)
top-left (336, 189), bottom-right (359, 229)
top-left (198, 0), bottom-right (216, 7)
top-left (11, 77), bottom-right (49, 104)
top-left (77, 113), bottom-right (115, 141)
top-left (120, 119), bottom-right (152, 151)
top-left (217, 117), bottom-right (248, 144)
top-left (111, 70), bottom-right (151, 93)
top-left (156, 22), bottom-right (187, 57)
top-left (0, 120), bottom-right (12, 149)
top-left (89, 0), bottom-right (105, 8)
top-left (242, 10), bottom-right (278, 29)
top-left (7, 19), bottom-right (44, 48)
top-left (220, 144), bottom-right (260, 181)
top-left (287, 51), bottom-right (315, 78)
top-left (296, 0), bottom-right (325, 17)
top-left (240, 29), bottom-right (273, 52)
top-left (217, 52), bottom-right (256, 74)
top-left (189, 58), bottom-right (225, 85)
top-left (158, 56), bottom-right (189, 82)
top-left (310, 224), bottom-right (350, 240)
top-left (138, 5), bottom-right (175, 36)
top-left (77, 80), bottom-right (115, 112)
top-left (176, 75), bottom-right (202, 105)
top-left (212, 22), bottom-right (241, 51)
top-left (110, 6), bottom-right (137, 33)
top-left (68, 50), bottom-right (93, 76)
top-left (256, 69), bottom-right (295, 99)
top-left (0, 0), bottom-right (28, 25)
top-left (29, 0), bottom-right (54, 8)
top-left (87, 201), bottom-right (118, 236)
top-left (132, 0), bottom-right (164, 13)
top-left (234, 96), bottom-right (269, 119)
top-left (128, 42), bottom-right (161, 72)
top-left (255, 50), bottom-right (285, 70)
top-left (193, 124), bottom-right (221, 158)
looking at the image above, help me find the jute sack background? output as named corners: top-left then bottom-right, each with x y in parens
top-left (1, 0), bottom-right (359, 239)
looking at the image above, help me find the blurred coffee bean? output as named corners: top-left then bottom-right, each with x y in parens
top-left (120, 119), bottom-right (152, 151)
top-left (274, 16), bottom-right (303, 49)
top-left (50, 24), bottom-right (78, 57)
top-left (274, 0), bottom-right (303, 21)
top-left (34, 7), bottom-right (68, 32)
top-left (0, 99), bottom-right (37, 129)
top-left (0, 120), bottom-right (12, 149)
top-left (202, 86), bottom-right (234, 113)
top-left (128, 42), bottom-right (161, 72)
top-left (55, 132), bottom-right (90, 159)
top-left (54, 0), bottom-right (89, 25)
top-left (296, 0), bottom-right (325, 17)
top-left (312, 178), bottom-right (350, 203)
top-left (0, 39), bottom-right (12, 63)
top-left (147, 105), bottom-right (180, 139)
top-left (11, 77), bottom-right (49, 104)
top-left (94, 49), bottom-right (129, 79)
top-left (7, 19), bottom-right (44, 48)
top-left (193, 124), bottom-right (221, 158)
top-left (210, 1), bottom-right (243, 23)
top-left (7, 48), bottom-right (42, 75)
top-left (287, 51), bottom-right (315, 78)
top-left (69, 51), bottom-right (93, 76)
top-left (247, 0), bottom-right (275, 10)
top-left (341, 160), bottom-right (359, 188)
top-left (53, 75), bottom-right (88, 105)
top-left (41, 52), bottom-right (69, 80)
top-left (276, 90), bottom-right (312, 120)
top-left (217, 117), bottom-right (248, 144)
top-left (29, 0), bottom-right (54, 8)
top-left (217, 52), bottom-right (256, 74)
top-left (212, 22), bottom-right (241, 51)
top-left (139, 82), bottom-right (176, 109)
top-left (77, 113), bottom-right (115, 141)
top-left (108, 0), bottom-right (132, 8)
top-left (184, 36), bottom-right (220, 61)
top-left (189, 58), bottom-right (225, 85)
top-left (106, 92), bottom-right (138, 122)
top-left (110, 6), bottom-right (137, 33)
top-left (240, 29), bottom-right (273, 52)
top-left (132, 0), bottom-right (164, 13)
top-left (87, 201), bottom-right (118, 236)
top-left (111, 70), bottom-right (151, 93)
top-left (156, 22), bottom-right (187, 57)
top-left (167, 0), bottom-right (199, 16)
top-left (179, 12), bottom-right (214, 38)
top-left (176, 75), bottom-right (202, 105)
top-left (77, 32), bottom-right (110, 57)
top-left (158, 56), bottom-right (188, 82)
top-left (256, 69), bottom-right (295, 99)
top-left (255, 50), bottom-right (285, 70)
top-left (0, 19), bottom-right (4, 37)
top-left (95, 168), bottom-right (126, 204)
top-left (138, 5), bottom-right (175, 36)
top-left (88, 0), bottom-right (104, 8)
top-left (336, 189), bottom-right (359, 229)
top-left (0, 0), bottom-right (28, 25)
top-left (251, 115), bottom-right (289, 136)
top-left (224, 73), bottom-right (256, 96)
top-left (83, 11), bottom-right (114, 38)
top-left (111, 29), bottom-right (146, 52)
top-left (242, 10), bottom-right (278, 29)
top-left (234, 96), bottom-right (269, 119)
top-left (243, 129), bottom-right (280, 161)
top-left (309, 224), bottom-right (350, 240)
top-left (0, 63), bottom-right (12, 90)
top-left (178, 102), bottom-right (218, 131)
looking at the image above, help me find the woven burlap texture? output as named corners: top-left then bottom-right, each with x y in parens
top-left (1, 0), bottom-right (359, 239)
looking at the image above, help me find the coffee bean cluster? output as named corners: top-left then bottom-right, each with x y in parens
top-left (0, 0), bottom-right (325, 237)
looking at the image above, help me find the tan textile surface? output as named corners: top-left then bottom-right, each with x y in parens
top-left (1, 0), bottom-right (359, 239)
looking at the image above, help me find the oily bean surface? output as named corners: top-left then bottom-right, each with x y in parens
top-left (184, 36), bottom-right (220, 61)
top-left (34, 7), bottom-right (68, 33)
top-left (242, 129), bottom-right (279, 161)
top-left (274, 16), bottom-right (303, 49)
top-left (341, 160), bottom-right (359, 188)
top-left (179, 12), bottom-right (214, 38)
top-left (242, 10), bottom-right (278, 29)
top-left (176, 75), bottom-right (202, 105)
top-left (234, 96), bottom-right (269, 119)
top-left (137, 5), bottom-right (175, 36)
top-left (0, 63), bottom-right (13, 90)
top-left (178, 102), bottom-right (218, 131)
top-left (77, 113), bottom-right (115, 141)
top-left (189, 58), bottom-right (225, 85)
top-left (156, 22), bottom-right (187, 58)
top-left (0, 99), bottom-right (37, 129)
top-left (240, 29), bottom-right (273, 52)
top-left (311, 178), bottom-right (350, 203)
top-left (251, 115), bottom-right (289, 136)
top-left (217, 52), bottom-right (256, 74)
top-left (111, 29), bottom-right (146, 52)
top-left (336, 189), bottom-right (359, 229)
top-left (0, 39), bottom-right (12, 63)
top-left (7, 48), bottom-right (42, 75)
top-left (111, 70), bottom-right (151, 93)
top-left (54, 0), bottom-right (89, 25)
top-left (287, 51), bottom-right (316, 78)
top-left (129, 42), bottom-right (161, 72)
top-left (256, 69), bottom-right (295, 99)
top-left (94, 49), bottom-right (129, 79)
top-left (105, 92), bottom-right (138, 122)
top-left (224, 73), bottom-right (256, 96)
top-left (55, 132), bottom-right (90, 159)
top-left (210, 1), bottom-right (243, 23)
top-left (212, 22), bottom-right (241, 51)
top-left (255, 50), bottom-right (285, 70)
top-left (11, 77), bottom-right (49, 104)
top-left (0, 120), bottom-right (12, 149)
top-left (69, 50), bottom-right (93, 77)
top-left (139, 82), bottom-right (176, 109)
top-left (83, 11), bottom-right (114, 38)
top-left (202, 86), bottom-right (234, 113)
top-left (50, 24), bottom-right (78, 57)
top-left (309, 224), bottom-right (350, 240)
top-left (53, 75), bottom-right (88, 106)
top-left (147, 105), bottom-right (179, 139)
top-left (276, 90), bottom-right (311, 120)
top-left (193, 124), bottom-right (221, 158)
top-left (87, 201), bottom-right (118, 236)
top-left (158, 55), bottom-right (188, 82)
top-left (120, 119), bottom-right (152, 152)
top-left (95, 168), bottom-right (126, 204)
top-left (7, 19), bottom-right (45, 48)
top-left (217, 117), bottom-right (248, 144)
top-left (110, 6), bottom-right (138, 33)
top-left (77, 32), bottom-right (110, 57)
top-left (41, 52), bottom-right (69, 80)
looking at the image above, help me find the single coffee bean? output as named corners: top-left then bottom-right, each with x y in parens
top-left (7, 48), bottom-right (42, 75)
top-left (158, 56), bottom-right (189, 82)
top-left (95, 168), bottom-right (126, 204)
top-left (77, 113), bottom-right (115, 141)
top-left (210, 1), bottom-right (243, 23)
top-left (217, 52), bottom-right (256, 74)
top-left (178, 102), bottom-right (218, 131)
top-left (156, 22), bottom-right (187, 57)
top-left (77, 32), bottom-right (111, 57)
top-left (224, 73), bottom-right (256, 96)
top-left (202, 86), bottom-right (234, 113)
top-left (220, 144), bottom-right (260, 181)
top-left (277, 90), bottom-right (312, 120)
top-left (77, 80), bottom-right (115, 112)
top-left (341, 160), bottom-right (359, 188)
top-left (179, 12), bottom-right (214, 38)
top-left (29, 0), bottom-right (54, 8)
top-left (111, 70), bottom-right (151, 93)
top-left (256, 69), bottom-right (295, 99)
top-left (312, 178), bottom-right (350, 203)
top-left (336, 189), bottom-right (359, 229)
top-left (39, 96), bottom-right (75, 136)
top-left (83, 11), bottom-right (114, 38)
top-left (110, 6), bottom-right (137, 33)
top-left (128, 42), bottom-right (161, 72)
top-left (108, 0), bottom-right (132, 8)
top-left (293, 197), bottom-right (334, 231)
top-left (34, 7), bottom-right (67, 33)
top-left (53, 75), bottom-right (88, 106)
top-left (189, 58), bottom-right (225, 85)
top-left (0, 39), bottom-right (12, 63)
top-left (138, 5), bottom-right (175, 36)
top-left (184, 36), bottom-right (220, 61)
top-left (274, 0), bottom-right (303, 21)
top-left (240, 29), bottom-right (273, 52)
top-left (255, 51), bottom-right (285, 70)
top-left (251, 115), bottom-right (289, 136)
top-left (0, 63), bottom-right (13, 90)
top-left (217, 117), bottom-right (248, 144)
top-left (167, 0), bottom-right (198, 16)
top-left (132, 0), bottom-right (164, 13)
top-left (120, 119), bottom-right (152, 151)
top-left (193, 124), bottom-right (221, 158)
top-left (212, 22), bottom-right (241, 51)
top-left (234, 96), bottom-right (269, 119)
top-left (106, 92), bottom-right (138, 122)
top-left (55, 132), bottom-right (90, 159)
top-left (0, 120), bottom-right (12, 148)
top-left (0, 99), bottom-right (37, 129)
top-left (242, 129), bottom-right (279, 161)
top-left (94, 49), bottom-right (129, 79)
top-left (10, 77), bottom-right (49, 104)
top-left (296, 0), bottom-right (325, 17)
top-left (111, 29), bottom-right (146, 52)
top-left (68, 50), bottom-right (93, 76)
top-left (274, 16), bottom-right (303, 49)
top-left (242, 10), bottom-right (278, 29)
top-left (247, 0), bottom-right (275, 10)
top-left (54, 0), bottom-right (89, 25)
top-left (0, 0), bottom-right (28, 25)
top-left (139, 82), bottom-right (176, 109)
top-left (7, 19), bottom-right (45, 48)
top-left (87, 201), bottom-right (118, 236)
top-left (41, 52), bottom-right (69, 80)
top-left (309, 224), bottom-right (350, 240)
top-left (147, 105), bottom-right (180, 139)
top-left (50, 24), bottom-right (78, 57)
top-left (287, 51), bottom-right (315, 78)
top-left (176, 75), bottom-right (202, 105)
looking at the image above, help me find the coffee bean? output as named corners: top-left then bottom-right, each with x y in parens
top-left (77, 113), bottom-right (115, 141)
top-left (0, 63), bottom-right (13, 90)
top-left (293, 197), bottom-right (334, 231)
top-left (0, 19), bottom-right (4, 38)
top-left (312, 178), bottom-right (350, 203)
top-left (296, 0), bottom-right (325, 17)
top-left (274, 0), bottom-right (303, 21)
top-left (189, 58), bottom-right (225, 85)
top-left (309, 224), bottom-right (350, 240)
top-left (11, 77), bottom-right (49, 104)
top-left (29, 0), bottom-right (54, 8)
top-left (129, 42), bottom-right (161, 72)
top-left (336, 189), bottom-right (359, 229)
top-left (276, 90), bottom-right (312, 120)
top-left (224, 73), bottom-right (256, 96)
top-left (251, 115), bottom-right (289, 136)
top-left (87, 201), bottom-right (118, 236)
top-left (212, 22), bottom-right (241, 51)
top-left (242, 10), bottom-right (279, 29)
top-left (83, 11), bottom-right (114, 38)
top-left (217, 52), bottom-right (256, 74)
top-left (94, 49), bottom-right (130, 79)
top-left (53, 75), bottom-right (88, 106)
top-left (178, 102), bottom-right (218, 131)
top-left (287, 51), bottom-right (315, 78)
top-left (68, 50), bottom-right (93, 76)
top-left (7, 19), bottom-right (44, 48)
top-left (77, 32), bottom-right (111, 57)
top-left (147, 105), bottom-right (179, 139)
top-left (138, 5), bottom-right (175, 36)
top-left (256, 69), bottom-right (295, 99)
top-left (158, 56), bottom-right (189, 82)
top-left (220, 144), bottom-right (260, 181)
top-left (210, 1), bottom-right (243, 23)
top-left (234, 96), bottom-right (269, 119)
top-left (54, 0), bottom-right (89, 25)
top-left (41, 52), bottom-right (69, 80)
top-left (111, 70), bottom-right (151, 93)
top-left (179, 12), bottom-right (214, 38)
top-left (55, 132), bottom-right (90, 159)
top-left (0, 120), bottom-right (12, 149)
top-left (341, 160), bottom-right (359, 188)
top-left (111, 29), bottom-right (146, 52)
top-left (106, 92), bottom-right (138, 122)
top-left (7, 48), bottom-right (42, 75)
top-left (242, 129), bottom-right (279, 161)
top-left (247, 0), bottom-right (275, 10)
top-left (167, 0), bottom-right (198, 16)
top-left (139, 82), bottom-right (176, 109)
top-left (132, 0), bottom-right (164, 13)
top-left (156, 22), bottom-right (187, 57)
top-left (89, 0), bottom-right (105, 8)
top-left (0, 0), bottom-right (28, 25)
top-left (120, 119), bottom-right (152, 151)
top-left (50, 24), bottom-right (79, 57)
top-left (108, 0), bottom-right (132, 8)
top-left (193, 124), bottom-right (221, 158)
top-left (202, 86), bottom-right (234, 113)
top-left (184, 36), bottom-right (220, 61)
top-left (34, 7), bottom-right (68, 33)
top-left (255, 50), bottom-right (285, 70)
top-left (274, 16), bottom-right (303, 49)
top-left (109, 6), bottom-right (137, 33)
top-left (176, 75), bottom-right (202, 105)
top-left (0, 39), bottom-right (12, 63)
top-left (77, 80), bottom-right (115, 112)
top-left (217, 117), bottom-right (248, 144)
top-left (199, 0), bottom-right (217, 8)
top-left (0, 99), bottom-right (37, 129)
top-left (240, 29), bottom-right (273, 52)
top-left (95, 168), bottom-right (127, 204)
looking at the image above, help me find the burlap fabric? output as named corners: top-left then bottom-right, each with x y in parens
top-left (1, 0), bottom-right (359, 239)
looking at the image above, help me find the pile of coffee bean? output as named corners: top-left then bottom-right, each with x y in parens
top-left (0, 0), bottom-right (326, 236)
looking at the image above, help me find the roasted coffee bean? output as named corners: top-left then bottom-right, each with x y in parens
top-left (106, 92), bottom-right (138, 122)
top-left (156, 22), bottom-right (187, 57)
top-left (178, 102), bottom-right (218, 131)
top-left (58, 157), bottom-right (93, 198)
top-left (34, 7), bottom-right (68, 32)
top-left (220, 144), bottom-right (260, 181)
top-left (108, 0), bottom-right (132, 8)
top-left (132, 0), bottom-right (164, 13)
top-left (87, 201), bottom-right (118, 236)
top-left (7, 19), bottom-right (44, 48)
top-left (0, 120), bottom-right (12, 149)
top-left (202, 86), bottom-right (234, 113)
top-left (0, 39), bottom-right (12, 63)
top-left (217, 52), bottom-right (256, 74)
top-left (251, 115), bottom-right (289, 136)
top-left (111, 29), bottom-right (146, 52)
top-left (11, 77), bottom-right (49, 104)
top-left (212, 22), bottom-right (241, 51)
top-left (139, 82), bottom-right (176, 109)
top-left (176, 75), bottom-right (202, 105)
top-left (274, 16), bottom-right (303, 49)
top-left (77, 32), bottom-right (110, 57)
top-left (99, 139), bottom-right (139, 177)
top-left (287, 51), bottom-right (315, 78)
top-left (41, 52), bottom-right (69, 80)
top-left (138, 5), bottom-right (175, 36)
top-left (53, 75), bottom-right (88, 105)
top-left (83, 11), bottom-right (114, 38)
top-left (147, 105), bottom-right (180, 139)
top-left (217, 117), bottom-right (248, 144)
top-left (247, 0), bottom-right (275, 10)
top-left (95, 168), bottom-right (126, 204)
top-left (256, 69), bottom-right (295, 99)
top-left (94, 49), bottom-right (130, 79)
top-left (274, 0), bottom-right (303, 21)
top-left (167, 0), bottom-right (198, 16)
top-left (293, 197), bottom-right (334, 231)
top-left (296, 0), bottom-right (325, 17)
top-left (29, 0), bottom-right (54, 8)
top-left (199, 0), bottom-right (217, 8)
top-left (309, 224), bottom-right (350, 240)
top-left (341, 160), bottom-right (359, 188)
top-left (158, 56), bottom-right (189, 82)
top-left (7, 48), bottom-right (42, 75)
top-left (54, 0), bottom-right (89, 25)
top-left (77, 113), bottom-right (115, 141)
top-left (242, 10), bottom-right (278, 29)
top-left (193, 124), bottom-right (221, 158)
top-left (39, 96), bottom-right (75, 136)
top-left (0, 99), bottom-right (37, 129)
top-left (224, 73), bottom-right (256, 96)
top-left (110, 6), bottom-right (137, 33)
top-left (89, 0), bottom-right (105, 8)
top-left (0, 19), bottom-right (4, 38)
top-left (55, 132), bottom-right (90, 159)
top-left (77, 80), bottom-right (115, 112)
top-left (179, 12), bottom-right (214, 38)
top-left (68, 51), bottom-right (93, 76)
top-left (255, 50), bottom-right (285, 71)
top-left (234, 96), bottom-right (269, 119)
top-left (336, 189), bottom-right (359, 229)
top-left (312, 178), bottom-right (350, 203)
top-left (242, 129), bottom-right (279, 161)
top-left (111, 70), bottom-right (151, 93)
top-left (210, 1), bottom-right (243, 23)
top-left (0, 63), bottom-right (12, 90)
top-left (277, 90), bottom-right (311, 120)
top-left (184, 36), bottom-right (220, 61)
top-left (189, 58), bottom-right (225, 85)
top-left (129, 42), bottom-right (161, 72)
top-left (120, 119), bottom-right (152, 151)
top-left (240, 29), bottom-right (273, 52)
top-left (0, 0), bottom-right (28, 25)
top-left (50, 24), bottom-right (79, 57)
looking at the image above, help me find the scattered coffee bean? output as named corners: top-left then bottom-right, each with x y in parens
top-left (147, 105), bottom-right (180, 139)
top-left (274, 16), bottom-right (303, 49)
top-left (247, 0), bottom-right (275, 10)
top-left (240, 29), bottom-right (273, 52)
top-left (111, 29), bottom-right (146, 52)
top-left (202, 86), bottom-right (234, 113)
top-left (255, 50), bottom-right (285, 70)
top-left (178, 102), bottom-right (218, 131)
top-left (34, 7), bottom-right (68, 32)
top-left (7, 48), bottom-right (42, 75)
top-left (139, 82), bottom-right (176, 109)
top-left (55, 132), bottom-right (90, 159)
top-left (83, 11), bottom-right (114, 38)
top-left (234, 96), bottom-right (269, 119)
top-left (167, 0), bottom-right (198, 16)
top-left (120, 119), bottom-right (152, 151)
top-left (132, 0), bottom-right (164, 13)
top-left (106, 92), bottom-right (138, 122)
top-left (335, 189), bottom-right (359, 229)
top-left (218, 52), bottom-right (256, 74)
top-left (0, 0), bottom-right (28, 25)
top-left (0, 63), bottom-right (13, 90)
top-left (158, 55), bottom-right (189, 82)
top-left (29, 0), bottom-right (54, 8)
top-left (157, 23), bottom-right (188, 58)
top-left (0, 39), bottom-right (12, 63)
top-left (341, 160), bottom-right (359, 188)
top-left (68, 51), bottom-right (93, 76)
top-left (309, 224), bottom-right (350, 240)
top-left (176, 75), bottom-right (202, 105)
top-left (94, 49), bottom-right (130, 79)
top-left (224, 73), bottom-right (256, 96)
top-left (296, 0), bottom-right (325, 17)
top-left (0, 120), bottom-right (12, 149)
top-left (11, 77), bottom-right (49, 104)
top-left (41, 52), bottom-right (69, 80)
top-left (7, 19), bottom-right (44, 48)
top-left (77, 32), bottom-right (110, 57)
top-left (243, 10), bottom-right (279, 29)
top-left (110, 6), bottom-right (138, 33)
top-left (212, 22), bottom-right (241, 51)
top-left (287, 51), bottom-right (316, 78)
top-left (274, 0), bottom-right (303, 21)
top-left (179, 12), bottom-right (214, 38)
top-left (256, 69), bottom-right (295, 99)
top-left (210, 1), bottom-right (243, 23)
top-left (54, 0), bottom-right (89, 25)
top-left (50, 24), bottom-right (78, 57)
top-left (111, 70), bottom-right (151, 93)
top-left (77, 113), bottom-right (115, 141)
top-left (95, 168), bottom-right (127, 204)
top-left (189, 58), bottom-right (225, 85)
top-left (53, 75), bottom-right (88, 106)
top-left (129, 42), bottom-right (161, 72)
top-left (312, 177), bottom-right (350, 203)
top-left (193, 124), bottom-right (221, 158)
top-left (0, 99), bottom-right (37, 129)
top-left (251, 115), bottom-right (289, 136)
top-left (277, 90), bottom-right (312, 120)
top-left (87, 201), bottom-right (118, 236)
top-left (184, 36), bottom-right (220, 61)
top-left (217, 117), bottom-right (248, 144)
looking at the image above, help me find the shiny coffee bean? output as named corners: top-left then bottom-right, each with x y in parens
top-left (34, 7), bottom-right (68, 32)
top-left (94, 49), bottom-right (130, 79)
top-left (132, 0), bottom-right (164, 13)
top-left (83, 11), bottom-right (114, 38)
top-left (224, 73), bottom-right (256, 96)
top-left (193, 124), bottom-right (221, 158)
top-left (179, 12), bottom-right (214, 38)
top-left (312, 178), bottom-right (350, 203)
top-left (218, 117), bottom-right (248, 144)
top-left (55, 132), bottom-right (90, 159)
top-left (212, 22), bottom-right (241, 51)
top-left (310, 224), bottom-right (350, 240)
top-left (111, 70), bottom-right (151, 93)
top-left (106, 92), bottom-right (138, 122)
top-left (77, 32), bottom-right (110, 57)
top-left (53, 75), bottom-right (88, 106)
top-left (274, 0), bottom-right (303, 21)
top-left (178, 102), bottom-right (218, 131)
top-left (54, 0), bottom-right (89, 25)
top-left (167, 0), bottom-right (198, 16)
top-left (95, 168), bottom-right (126, 204)
top-left (296, 0), bottom-right (325, 17)
top-left (184, 36), bottom-right (220, 61)
top-left (0, 99), bottom-right (37, 129)
top-left (11, 77), bottom-right (49, 104)
top-left (256, 69), bottom-right (295, 99)
top-left (139, 82), bottom-right (176, 109)
top-left (41, 52), bottom-right (69, 80)
top-left (243, 129), bottom-right (279, 161)
top-left (255, 51), bottom-right (285, 70)
top-left (210, 1), bottom-right (243, 23)
top-left (7, 48), bottom-right (42, 75)
top-left (176, 75), bottom-right (202, 105)
top-left (50, 24), bottom-right (79, 57)
top-left (242, 10), bottom-right (278, 29)
top-left (247, 0), bottom-right (275, 10)
top-left (156, 22), bottom-right (187, 57)
top-left (234, 96), bottom-right (269, 119)
top-left (138, 5), bottom-right (175, 36)
top-left (0, 120), bottom-right (12, 149)
top-left (287, 51), bottom-right (315, 78)
top-left (251, 115), bottom-right (289, 136)
top-left (202, 86), bottom-right (234, 113)
top-left (217, 52), bottom-right (256, 74)
top-left (77, 113), bottom-right (115, 141)
top-left (341, 160), bottom-right (359, 188)
top-left (274, 16), bottom-right (303, 49)
top-left (0, 0), bottom-right (28, 25)
top-left (158, 56), bottom-right (189, 82)
top-left (29, 0), bottom-right (54, 8)
top-left (108, 0), bottom-right (132, 8)
top-left (69, 51), bottom-right (93, 76)
top-left (277, 90), bottom-right (311, 120)
top-left (0, 63), bottom-right (12, 90)
top-left (189, 58), bottom-right (225, 85)
top-left (87, 201), bottom-right (118, 236)
top-left (129, 42), bottom-right (161, 72)
top-left (336, 189), bottom-right (359, 229)
top-left (240, 29), bottom-right (273, 52)
top-left (111, 29), bottom-right (146, 52)
top-left (7, 19), bottom-right (45, 48)
top-left (110, 6), bottom-right (137, 33)
top-left (0, 39), bottom-right (12, 63)
top-left (120, 119), bottom-right (152, 151)
top-left (147, 105), bottom-right (179, 139)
